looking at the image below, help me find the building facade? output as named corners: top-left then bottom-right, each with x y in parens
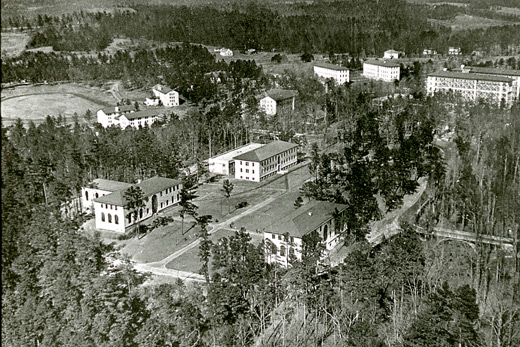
top-left (363, 60), bottom-right (400, 82)
top-left (313, 63), bottom-right (350, 85)
top-left (426, 70), bottom-right (518, 106)
top-left (263, 200), bottom-right (348, 267)
top-left (383, 49), bottom-right (401, 59)
top-left (81, 179), bottom-right (132, 214)
top-left (152, 84), bottom-right (179, 107)
top-left (233, 141), bottom-right (298, 182)
top-left (259, 89), bottom-right (298, 116)
top-left (97, 107), bottom-right (163, 130)
top-left (90, 176), bottom-right (182, 233)
top-left (96, 105), bottom-right (135, 128)
top-left (208, 143), bottom-right (264, 176)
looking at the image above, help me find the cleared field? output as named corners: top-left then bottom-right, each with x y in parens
top-left (429, 14), bottom-right (520, 30)
top-left (496, 7), bottom-right (520, 17)
top-left (1, 32), bottom-right (31, 58)
top-left (165, 228), bottom-right (264, 273)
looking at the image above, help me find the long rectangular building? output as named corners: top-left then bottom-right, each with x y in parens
top-left (363, 59), bottom-right (400, 82)
top-left (313, 63), bottom-right (350, 85)
top-left (208, 143), bottom-right (264, 176)
top-left (426, 70), bottom-right (518, 106)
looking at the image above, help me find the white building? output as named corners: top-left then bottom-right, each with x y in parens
top-left (422, 48), bottom-right (437, 56)
top-left (363, 60), bottom-right (400, 82)
top-left (264, 200), bottom-right (348, 267)
top-left (233, 140), bottom-right (298, 182)
top-left (426, 70), bottom-right (518, 106)
top-left (208, 143), bottom-right (264, 176)
top-left (383, 49), bottom-right (402, 59)
top-left (92, 176), bottom-right (182, 233)
top-left (259, 89), bottom-right (298, 116)
top-left (97, 107), bottom-right (163, 130)
top-left (96, 105), bottom-right (135, 128)
top-left (448, 47), bottom-right (462, 55)
top-left (152, 84), bottom-right (179, 107)
top-left (313, 63), bottom-right (350, 85)
top-left (220, 48), bottom-right (233, 57)
top-left (81, 179), bottom-right (133, 214)
top-left (463, 66), bottom-right (520, 97)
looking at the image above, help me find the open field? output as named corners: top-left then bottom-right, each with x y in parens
top-left (165, 228), bottom-right (264, 273)
top-left (1, 32), bottom-right (30, 58)
top-left (428, 14), bottom-right (520, 30)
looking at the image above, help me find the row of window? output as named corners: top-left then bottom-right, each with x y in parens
top-left (101, 212), bottom-right (119, 224)
top-left (101, 203), bottom-right (118, 210)
top-left (160, 186), bottom-right (179, 196)
top-left (240, 168), bottom-right (255, 174)
top-left (271, 233), bottom-right (295, 243)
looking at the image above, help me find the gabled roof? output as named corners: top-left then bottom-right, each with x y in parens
top-left (364, 59), bottom-right (400, 68)
top-left (265, 89), bottom-right (298, 102)
top-left (467, 66), bottom-right (520, 77)
top-left (314, 62), bottom-right (349, 71)
top-left (153, 84), bottom-right (177, 95)
top-left (209, 143), bottom-right (264, 161)
top-left (265, 200), bottom-right (348, 238)
top-left (118, 108), bottom-right (164, 120)
top-left (100, 105), bottom-right (135, 115)
top-left (384, 49), bottom-right (400, 54)
top-left (89, 179), bottom-right (133, 192)
top-left (233, 140), bottom-right (298, 162)
top-left (94, 176), bottom-right (182, 206)
top-left (429, 71), bottom-right (513, 83)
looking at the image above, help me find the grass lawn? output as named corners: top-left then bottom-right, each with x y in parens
top-left (120, 220), bottom-right (201, 263)
top-left (165, 228), bottom-right (264, 273)
top-left (1, 32), bottom-right (31, 58)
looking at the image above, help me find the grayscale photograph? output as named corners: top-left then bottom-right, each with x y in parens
top-left (1, 0), bottom-right (519, 345)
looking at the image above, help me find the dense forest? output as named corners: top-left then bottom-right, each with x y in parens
top-left (3, 1), bottom-right (520, 56)
top-left (2, 89), bottom-right (519, 345)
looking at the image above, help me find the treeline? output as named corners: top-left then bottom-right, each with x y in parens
top-left (1, 44), bottom-right (264, 104)
top-left (16, 1), bottom-right (520, 56)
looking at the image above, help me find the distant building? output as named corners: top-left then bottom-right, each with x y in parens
top-left (259, 89), bottom-right (298, 115)
top-left (97, 107), bottom-right (163, 130)
top-left (208, 143), bottom-right (264, 176)
top-left (151, 84), bottom-right (179, 107)
top-left (313, 63), bottom-right (350, 84)
top-left (383, 49), bottom-right (402, 59)
top-left (448, 47), bottom-right (462, 55)
top-left (233, 140), bottom-right (298, 182)
top-left (426, 69), bottom-right (519, 106)
top-left (220, 48), bottom-right (233, 57)
top-left (264, 200), bottom-right (348, 267)
top-left (423, 48), bottom-right (437, 56)
top-left (90, 176), bottom-right (183, 233)
top-left (363, 60), bottom-right (400, 82)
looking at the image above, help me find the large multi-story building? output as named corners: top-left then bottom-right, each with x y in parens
top-left (363, 60), bottom-right (400, 82)
top-left (259, 89), bottom-right (298, 115)
top-left (463, 66), bottom-right (520, 97)
top-left (426, 70), bottom-right (518, 106)
top-left (313, 63), bottom-right (350, 85)
top-left (208, 143), bottom-right (264, 176)
top-left (88, 176), bottom-right (182, 233)
top-left (97, 107), bottom-right (163, 130)
top-left (149, 84), bottom-right (179, 107)
top-left (263, 200), bottom-right (348, 267)
top-left (233, 141), bottom-right (299, 182)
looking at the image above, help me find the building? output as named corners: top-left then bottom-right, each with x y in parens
top-left (97, 107), bottom-right (164, 130)
top-left (263, 200), bottom-right (348, 267)
top-left (81, 179), bottom-right (133, 214)
top-left (208, 143), bottom-right (264, 176)
top-left (462, 66), bottom-right (520, 97)
top-left (151, 84), bottom-right (179, 107)
top-left (313, 63), bottom-right (350, 85)
top-left (448, 47), bottom-right (462, 55)
top-left (426, 70), bottom-right (518, 106)
top-left (233, 140), bottom-right (298, 182)
top-left (91, 176), bottom-right (182, 233)
top-left (220, 48), bottom-right (233, 57)
top-left (363, 60), bottom-right (400, 82)
top-left (383, 49), bottom-right (402, 59)
top-left (422, 48), bottom-right (437, 56)
top-left (259, 89), bottom-right (298, 116)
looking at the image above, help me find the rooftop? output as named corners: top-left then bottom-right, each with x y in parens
top-left (467, 66), bottom-right (520, 77)
top-left (94, 176), bottom-right (182, 206)
top-left (364, 59), bottom-right (400, 68)
top-left (233, 140), bottom-right (298, 162)
top-left (314, 62), bottom-right (349, 71)
top-left (265, 89), bottom-right (298, 102)
top-left (265, 200), bottom-right (348, 238)
top-left (209, 143), bottom-right (264, 162)
top-left (153, 84), bottom-right (177, 95)
top-left (100, 105), bottom-right (135, 115)
top-left (429, 71), bottom-right (513, 83)
top-left (118, 108), bottom-right (164, 120)
top-left (384, 49), bottom-right (400, 54)
top-left (89, 179), bottom-right (133, 192)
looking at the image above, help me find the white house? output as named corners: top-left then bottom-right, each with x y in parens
top-left (97, 107), bottom-right (164, 130)
top-left (220, 48), bottom-right (233, 57)
top-left (233, 140), bottom-right (298, 182)
top-left (426, 70), bottom-right (518, 106)
top-left (313, 63), bottom-right (350, 85)
top-left (96, 105), bottom-right (135, 128)
top-left (92, 176), bottom-right (182, 233)
top-left (363, 60), bottom-right (401, 82)
top-left (81, 179), bottom-right (133, 214)
top-left (259, 89), bottom-right (298, 116)
top-left (263, 200), bottom-right (348, 267)
top-left (208, 143), bottom-right (264, 176)
top-left (152, 84), bottom-right (179, 107)
top-left (383, 49), bottom-right (402, 59)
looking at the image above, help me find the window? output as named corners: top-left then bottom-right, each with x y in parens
top-left (115, 215), bottom-right (119, 224)
top-left (108, 214), bottom-right (112, 223)
top-left (290, 236), bottom-right (294, 243)
top-left (147, 208), bottom-right (150, 214)
top-left (280, 246), bottom-right (286, 257)
top-left (278, 235), bottom-right (282, 240)
top-left (252, 170), bottom-right (255, 174)
top-left (246, 162), bottom-right (249, 166)
top-left (139, 209), bottom-right (143, 219)
top-left (246, 169), bottom-right (249, 173)
top-left (272, 234), bottom-right (275, 239)
top-left (323, 224), bottom-right (329, 240)
top-left (240, 168), bottom-right (243, 172)
top-left (161, 202), bottom-right (163, 208)
top-left (85, 191), bottom-right (89, 201)
top-left (95, 193), bottom-right (99, 198)
top-left (101, 212), bottom-right (105, 222)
